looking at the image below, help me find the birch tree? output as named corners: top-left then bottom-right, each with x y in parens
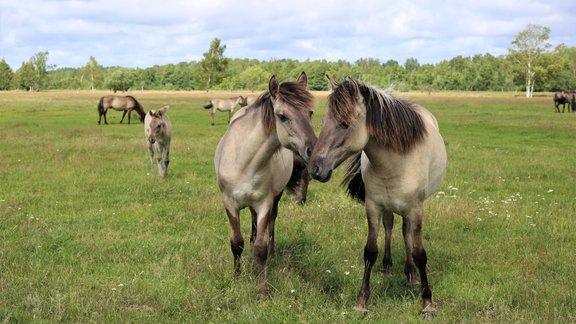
top-left (508, 24), bottom-right (551, 97)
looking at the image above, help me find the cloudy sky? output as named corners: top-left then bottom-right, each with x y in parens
top-left (1, 0), bottom-right (575, 70)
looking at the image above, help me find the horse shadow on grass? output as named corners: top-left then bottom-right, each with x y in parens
top-left (261, 230), bottom-right (460, 310)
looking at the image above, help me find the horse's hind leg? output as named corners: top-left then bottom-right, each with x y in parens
top-left (382, 210), bottom-right (394, 276)
top-left (249, 207), bottom-right (257, 246)
top-left (211, 111), bottom-right (215, 126)
top-left (402, 216), bottom-right (418, 287)
top-left (225, 207), bottom-right (244, 276)
top-left (164, 143), bottom-right (170, 175)
top-left (101, 109), bottom-right (109, 124)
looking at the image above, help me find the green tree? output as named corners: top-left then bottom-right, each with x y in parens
top-left (198, 38), bottom-right (229, 90)
top-left (239, 65), bottom-right (269, 91)
top-left (508, 24), bottom-right (552, 97)
top-left (80, 56), bottom-right (102, 90)
top-left (13, 61), bottom-right (36, 91)
top-left (30, 51), bottom-right (51, 91)
top-left (0, 59), bottom-right (14, 90)
top-left (105, 68), bottom-right (136, 92)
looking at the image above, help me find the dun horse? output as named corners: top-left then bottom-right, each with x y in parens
top-left (144, 106), bottom-right (172, 177)
top-left (203, 96), bottom-right (246, 126)
top-left (309, 77), bottom-right (447, 317)
top-left (214, 73), bottom-right (316, 299)
top-left (98, 95), bottom-right (146, 124)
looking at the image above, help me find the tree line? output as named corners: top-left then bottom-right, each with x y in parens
top-left (1, 25), bottom-right (575, 96)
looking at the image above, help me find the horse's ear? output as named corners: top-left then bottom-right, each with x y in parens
top-left (297, 71), bottom-right (308, 86)
top-left (347, 76), bottom-right (360, 91)
top-left (326, 74), bottom-right (339, 90)
top-left (159, 105), bottom-right (169, 115)
top-left (269, 75), bottom-right (279, 99)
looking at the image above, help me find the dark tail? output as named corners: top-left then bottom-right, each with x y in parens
top-left (342, 152), bottom-right (365, 203)
top-left (97, 97), bottom-right (104, 114)
top-left (203, 101), bottom-right (213, 109)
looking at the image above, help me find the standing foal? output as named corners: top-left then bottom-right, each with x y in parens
top-left (144, 106), bottom-right (172, 177)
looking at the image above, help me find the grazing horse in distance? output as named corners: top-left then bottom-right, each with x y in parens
top-left (214, 72), bottom-right (316, 299)
top-left (144, 106), bottom-right (172, 177)
top-left (98, 95), bottom-right (146, 124)
top-left (309, 76), bottom-right (447, 318)
top-left (203, 96), bottom-right (247, 126)
top-left (553, 92), bottom-right (573, 113)
top-left (244, 94), bottom-right (259, 107)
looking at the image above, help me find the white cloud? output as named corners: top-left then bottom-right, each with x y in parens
top-left (1, 0), bottom-right (575, 69)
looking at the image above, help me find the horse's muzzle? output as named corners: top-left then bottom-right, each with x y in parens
top-left (309, 164), bottom-right (333, 183)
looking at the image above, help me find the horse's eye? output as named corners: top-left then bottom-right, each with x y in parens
top-left (277, 114), bottom-right (289, 122)
top-left (339, 121), bottom-right (350, 129)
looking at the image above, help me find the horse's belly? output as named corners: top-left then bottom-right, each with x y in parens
top-left (362, 146), bottom-right (446, 213)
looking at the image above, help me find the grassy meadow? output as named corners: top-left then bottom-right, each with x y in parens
top-left (0, 89), bottom-right (575, 323)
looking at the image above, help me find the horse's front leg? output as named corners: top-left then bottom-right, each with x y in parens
top-left (156, 145), bottom-right (166, 177)
top-left (405, 205), bottom-right (435, 318)
top-left (267, 192), bottom-right (283, 256)
top-left (211, 110), bottom-right (215, 126)
top-left (224, 206), bottom-right (244, 276)
top-left (147, 142), bottom-right (155, 175)
top-left (354, 201), bottom-right (381, 312)
top-left (382, 210), bottom-right (394, 276)
top-left (253, 200), bottom-right (273, 300)
top-left (120, 110), bottom-right (128, 123)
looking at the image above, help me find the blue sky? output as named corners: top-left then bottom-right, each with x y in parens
top-left (1, 0), bottom-right (575, 70)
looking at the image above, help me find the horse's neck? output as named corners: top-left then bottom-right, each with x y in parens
top-left (230, 116), bottom-right (281, 168)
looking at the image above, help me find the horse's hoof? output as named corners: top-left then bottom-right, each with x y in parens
top-left (352, 305), bottom-right (368, 313)
top-left (421, 305), bottom-right (436, 319)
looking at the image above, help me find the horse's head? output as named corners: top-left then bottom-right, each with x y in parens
top-left (268, 72), bottom-right (317, 163)
top-left (309, 76), bottom-right (369, 182)
top-left (237, 96), bottom-right (248, 107)
top-left (145, 106), bottom-right (169, 144)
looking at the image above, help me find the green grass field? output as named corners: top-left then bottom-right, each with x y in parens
top-left (1, 90), bottom-right (575, 323)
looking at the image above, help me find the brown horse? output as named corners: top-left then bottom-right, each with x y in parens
top-left (98, 95), bottom-right (146, 124)
top-left (309, 77), bottom-right (447, 318)
top-left (214, 72), bottom-right (316, 299)
top-left (553, 92), bottom-right (574, 113)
